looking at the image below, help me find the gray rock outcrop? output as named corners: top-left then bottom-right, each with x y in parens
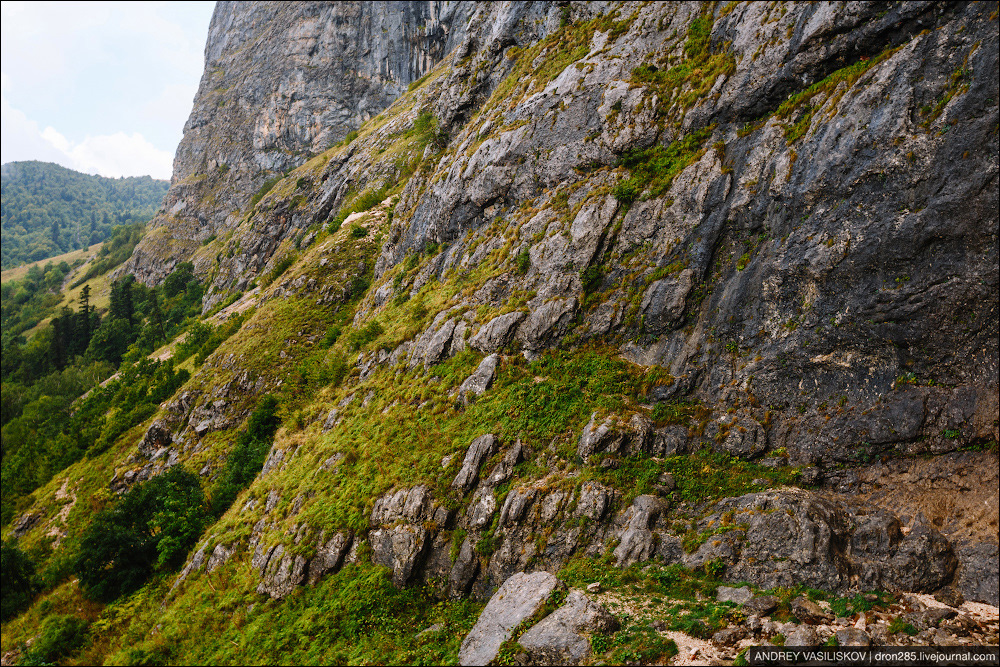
top-left (517, 589), bottom-right (619, 665)
top-left (458, 571), bottom-right (561, 667)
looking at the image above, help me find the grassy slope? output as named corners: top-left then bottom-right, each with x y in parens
top-left (1, 4), bottom-right (923, 665)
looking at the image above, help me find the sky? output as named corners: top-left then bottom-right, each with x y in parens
top-left (1, 1), bottom-right (216, 180)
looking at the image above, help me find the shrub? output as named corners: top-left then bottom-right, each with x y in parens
top-left (21, 614), bottom-right (89, 664)
top-left (1, 539), bottom-right (38, 621)
top-left (74, 466), bottom-right (207, 602)
top-left (515, 248), bottom-right (531, 275)
top-left (209, 395), bottom-right (282, 517)
top-left (581, 265), bottom-right (604, 293)
top-left (345, 320), bottom-right (384, 351)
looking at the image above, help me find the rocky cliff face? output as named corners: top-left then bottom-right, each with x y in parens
top-left (14, 3), bottom-right (998, 661)
top-left (119, 0), bottom-right (477, 284)
top-left (127, 0), bottom-right (997, 598)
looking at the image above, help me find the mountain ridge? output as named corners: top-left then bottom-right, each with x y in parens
top-left (2, 2), bottom-right (997, 664)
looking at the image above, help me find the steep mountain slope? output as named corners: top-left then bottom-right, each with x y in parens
top-left (3, 2), bottom-right (998, 664)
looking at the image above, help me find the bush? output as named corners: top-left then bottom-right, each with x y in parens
top-left (1, 539), bottom-right (38, 621)
top-left (210, 395), bottom-right (282, 517)
top-left (515, 248), bottom-right (531, 275)
top-left (74, 466), bottom-right (206, 602)
top-left (345, 320), bottom-right (383, 351)
top-left (21, 614), bottom-right (89, 664)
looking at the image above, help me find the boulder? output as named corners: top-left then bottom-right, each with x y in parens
top-left (452, 434), bottom-right (499, 491)
top-left (745, 595), bottom-right (779, 616)
top-left (369, 524), bottom-right (429, 587)
top-left (459, 354), bottom-right (499, 403)
top-left (791, 596), bottom-right (831, 624)
top-left (139, 419), bottom-right (173, 456)
top-left (518, 589), bottom-right (619, 665)
top-left (717, 585), bottom-right (754, 606)
top-left (835, 627), bottom-right (871, 646)
top-left (459, 571), bottom-right (561, 666)
top-left (613, 495), bottom-right (666, 566)
top-left (469, 312), bottom-right (525, 354)
top-left (712, 627), bottom-right (747, 646)
top-left (784, 625), bottom-right (820, 646)
top-left (307, 532), bottom-right (352, 585)
top-left (515, 298), bottom-right (577, 351)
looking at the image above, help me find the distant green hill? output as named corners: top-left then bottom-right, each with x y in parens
top-left (0, 161), bottom-right (169, 270)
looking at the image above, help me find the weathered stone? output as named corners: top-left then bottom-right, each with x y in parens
top-left (467, 486), bottom-right (497, 529)
top-left (784, 625), bottom-right (820, 646)
top-left (307, 532), bottom-right (352, 585)
top-left (955, 542), bottom-right (999, 606)
top-left (257, 545), bottom-right (308, 599)
top-left (682, 489), bottom-right (957, 595)
top-left (515, 298), bottom-right (577, 351)
top-left (518, 589), bottom-right (619, 665)
top-left (791, 596), bottom-right (831, 624)
top-left (835, 627), bottom-right (871, 646)
top-left (452, 434), bottom-right (499, 491)
top-left (459, 354), bottom-right (499, 402)
top-left (448, 537), bottom-right (479, 599)
top-left (459, 571), bottom-right (561, 666)
top-left (370, 485), bottom-right (432, 526)
top-left (640, 269), bottom-right (693, 334)
top-left (206, 543), bottom-right (233, 573)
top-left (745, 595), bottom-right (779, 616)
top-left (139, 419), bottom-right (173, 457)
top-left (717, 585), bottom-right (754, 606)
top-left (484, 440), bottom-right (523, 487)
top-left (369, 524), bottom-right (429, 588)
top-left (613, 495), bottom-right (666, 566)
top-left (469, 312), bottom-right (525, 354)
top-left (712, 627), bottom-right (747, 646)
top-left (933, 586), bottom-right (965, 608)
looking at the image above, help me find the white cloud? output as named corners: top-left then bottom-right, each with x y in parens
top-left (3, 76), bottom-right (173, 178)
top-left (40, 126), bottom-right (174, 179)
top-left (1, 1), bottom-right (214, 177)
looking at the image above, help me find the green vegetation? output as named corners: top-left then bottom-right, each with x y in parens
top-left (2, 256), bottom-right (203, 524)
top-left (74, 466), bottom-right (206, 602)
top-left (72, 222), bottom-right (145, 286)
top-left (1, 540), bottom-right (39, 622)
top-left (209, 395), bottom-right (281, 517)
top-left (629, 5), bottom-right (736, 119)
top-left (775, 45), bottom-right (905, 143)
top-left (1, 161), bottom-right (168, 269)
top-left (249, 175), bottom-right (283, 209)
top-left (17, 613), bottom-right (89, 664)
top-left (612, 126), bottom-right (715, 204)
top-left (888, 617), bottom-right (919, 636)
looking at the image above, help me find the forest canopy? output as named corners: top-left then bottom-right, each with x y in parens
top-left (0, 161), bottom-right (169, 269)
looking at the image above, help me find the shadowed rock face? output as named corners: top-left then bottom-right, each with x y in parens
top-left (119, 1), bottom-right (476, 285)
top-left (120, 0), bottom-right (997, 609)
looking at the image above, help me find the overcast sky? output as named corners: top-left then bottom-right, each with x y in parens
top-left (1, 1), bottom-right (215, 180)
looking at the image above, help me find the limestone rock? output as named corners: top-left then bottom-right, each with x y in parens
top-left (459, 571), bottom-right (561, 666)
top-left (469, 312), bottom-right (525, 354)
top-left (370, 525), bottom-right (429, 588)
top-left (717, 585), bottom-right (754, 606)
top-left (784, 625), bottom-right (820, 647)
top-left (459, 354), bottom-right (499, 403)
top-left (452, 434), bottom-right (499, 491)
top-left (517, 589), bottom-right (619, 665)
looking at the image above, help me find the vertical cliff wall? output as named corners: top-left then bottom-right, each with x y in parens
top-left (120, 0), bottom-right (477, 284)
